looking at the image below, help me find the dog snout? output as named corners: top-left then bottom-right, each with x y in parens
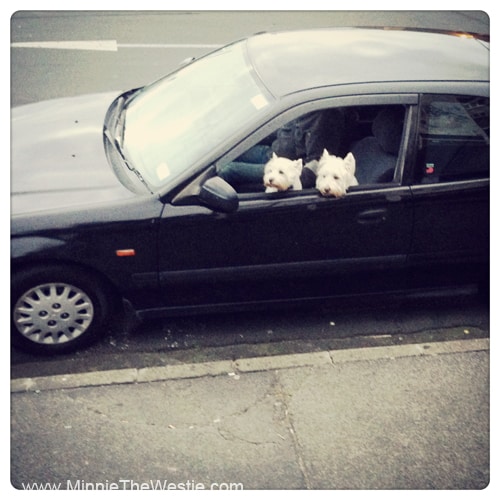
top-left (319, 185), bottom-right (345, 198)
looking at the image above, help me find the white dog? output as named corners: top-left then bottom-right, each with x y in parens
top-left (315, 149), bottom-right (358, 198)
top-left (263, 153), bottom-right (303, 193)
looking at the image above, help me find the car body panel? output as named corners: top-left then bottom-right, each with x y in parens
top-left (158, 185), bottom-right (414, 308)
top-left (11, 195), bottom-right (165, 308)
top-left (11, 91), bottom-right (135, 214)
top-left (409, 179), bottom-right (489, 262)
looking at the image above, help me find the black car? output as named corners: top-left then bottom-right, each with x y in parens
top-left (11, 28), bottom-right (490, 354)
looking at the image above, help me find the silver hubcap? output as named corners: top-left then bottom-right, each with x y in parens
top-left (14, 283), bottom-right (94, 345)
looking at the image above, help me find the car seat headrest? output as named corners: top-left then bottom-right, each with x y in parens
top-left (372, 107), bottom-right (405, 155)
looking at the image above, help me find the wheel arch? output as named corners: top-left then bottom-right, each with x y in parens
top-left (10, 259), bottom-right (127, 354)
top-left (11, 258), bottom-right (123, 314)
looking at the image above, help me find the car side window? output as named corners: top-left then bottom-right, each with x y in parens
top-left (416, 95), bottom-right (489, 183)
top-left (217, 104), bottom-right (407, 195)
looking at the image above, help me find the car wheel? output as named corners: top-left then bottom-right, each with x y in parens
top-left (11, 265), bottom-right (112, 354)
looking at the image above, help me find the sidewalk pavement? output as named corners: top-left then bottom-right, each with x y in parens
top-left (11, 338), bottom-right (490, 490)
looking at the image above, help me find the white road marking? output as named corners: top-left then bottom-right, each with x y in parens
top-left (11, 40), bottom-right (119, 51)
top-left (119, 43), bottom-right (221, 49)
top-left (11, 40), bottom-right (221, 51)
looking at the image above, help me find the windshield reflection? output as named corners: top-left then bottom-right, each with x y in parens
top-left (123, 42), bottom-right (273, 191)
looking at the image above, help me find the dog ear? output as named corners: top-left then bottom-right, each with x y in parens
top-left (321, 149), bottom-right (330, 160)
top-left (344, 152), bottom-right (356, 175)
top-left (272, 152), bottom-right (279, 160)
top-left (292, 159), bottom-right (303, 173)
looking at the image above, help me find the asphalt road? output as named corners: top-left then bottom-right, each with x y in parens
top-left (9, 10), bottom-right (490, 376)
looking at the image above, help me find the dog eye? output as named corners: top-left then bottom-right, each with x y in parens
top-left (279, 170), bottom-right (284, 175)
top-left (334, 175), bottom-right (339, 180)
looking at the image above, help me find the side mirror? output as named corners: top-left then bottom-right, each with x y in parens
top-left (199, 177), bottom-right (239, 213)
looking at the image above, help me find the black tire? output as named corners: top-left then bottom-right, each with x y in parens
top-left (11, 265), bottom-right (112, 354)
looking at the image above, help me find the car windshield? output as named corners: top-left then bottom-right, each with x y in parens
top-left (122, 41), bottom-right (273, 190)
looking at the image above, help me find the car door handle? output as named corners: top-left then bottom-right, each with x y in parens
top-left (357, 208), bottom-right (388, 224)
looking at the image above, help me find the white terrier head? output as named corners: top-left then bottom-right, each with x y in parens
top-left (315, 149), bottom-right (358, 198)
top-left (263, 153), bottom-right (303, 192)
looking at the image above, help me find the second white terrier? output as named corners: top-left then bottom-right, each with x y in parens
top-left (263, 153), bottom-right (303, 193)
top-left (315, 149), bottom-right (358, 198)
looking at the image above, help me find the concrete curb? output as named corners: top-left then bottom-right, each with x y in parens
top-left (11, 338), bottom-right (489, 393)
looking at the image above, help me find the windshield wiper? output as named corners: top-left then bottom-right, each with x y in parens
top-left (103, 126), bottom-right (154, 194)
top-left (103, 93), bottom-right (154, 194)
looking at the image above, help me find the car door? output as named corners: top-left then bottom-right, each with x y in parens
top-left (408, 93), bottom-right (490, 289)
top-left (157, 100), bottom-right (416, 309)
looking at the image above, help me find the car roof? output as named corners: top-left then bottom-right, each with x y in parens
top-left (246, 28), bottom-right (489, 97)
